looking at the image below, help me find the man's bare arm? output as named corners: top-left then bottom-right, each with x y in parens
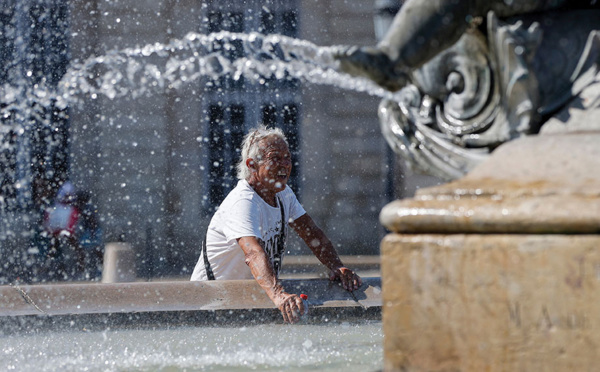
top-left (237, 236), bottom-right (305, 323)
top-left (290, 213), bottom-right (362, 291)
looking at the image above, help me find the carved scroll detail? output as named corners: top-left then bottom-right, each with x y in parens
top-left (381, 12), bottom-right (543, 180)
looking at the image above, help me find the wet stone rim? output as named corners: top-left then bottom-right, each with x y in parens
top-left (0, 278), bottom-right (382, 333)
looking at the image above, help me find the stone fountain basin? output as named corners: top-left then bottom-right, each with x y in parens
top-left (0, 278), bottom-right (382, 333)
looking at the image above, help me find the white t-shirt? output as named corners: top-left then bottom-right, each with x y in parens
top-left (190, 180), bottom-right (306, 281)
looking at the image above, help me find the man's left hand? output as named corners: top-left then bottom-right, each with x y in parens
top-left (329, 267), bottom-right (362, 291)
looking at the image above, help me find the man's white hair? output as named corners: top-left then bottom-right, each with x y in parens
top-left (237, 125), bottom-right (288, 180)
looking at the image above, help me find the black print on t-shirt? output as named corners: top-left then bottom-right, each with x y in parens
top-left (263, 222), bottom-right (286, 276)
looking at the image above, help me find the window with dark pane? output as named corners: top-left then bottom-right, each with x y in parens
top-left (221, 105), bottom-right (242, 192)
top-left (222, 12), bottom-right (245, 90)
top-left (206, 11), bottom-right (224, 91)
top-left (281, 10), bottom-right (298, 37)
top-left (262, 104), bottom-right (277, 127)
top-left (260, 10), bottom-right (276, 34)
top-left (223, 12), bottom-right (244, 32)
top-left (230, 105), bottom-right (245, 162)
top-left (208, 105), bottom-right (226, 209)
top-left (28, 3), bottom-right (46, 84)
top-left (0, 5), bottom-right (16, 84)
top-left (46, 2), bottom-right (69, 85)
top-left (282, 104), bottom-right (300, 193)
top-left (207, 104), bottom-right (247, 210)
top-left (226, 38), bottom-right (245, 90)
top-left (207, 11), bottom-right (222, 33)
top-left (0, 130), bottom-right (17, 211)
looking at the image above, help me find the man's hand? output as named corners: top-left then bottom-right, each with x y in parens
top-left (291, 214), bottom-right (363, 292)
top-left (238, 236), bottom-right (307, 324)
top-left (273, 292), bottom-right (306, 324)
top-left (329, 267), bottom-right (362, 291)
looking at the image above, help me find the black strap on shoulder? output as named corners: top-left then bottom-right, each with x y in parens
top-left (272, 195), bottom-right (286, 275)
top-left (202, 233), bottom-right (215, 280)
top-left (278, 195), bottom-right (285, 230)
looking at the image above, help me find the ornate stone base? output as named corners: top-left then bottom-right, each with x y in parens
top-left (382, 233), bottom-right (600, 371)
top-left (380, 132), bottom-right (600, 371)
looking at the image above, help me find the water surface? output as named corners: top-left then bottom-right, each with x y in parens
top-left (1, 321), bottom-right (382, 371)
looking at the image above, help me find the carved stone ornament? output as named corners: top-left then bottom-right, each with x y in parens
top-left (380, 10), bottom-right (600, 180)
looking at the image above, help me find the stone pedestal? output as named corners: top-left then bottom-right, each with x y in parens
top-left (102, 242), bottom-right (136, 283)
top-left (379, 133), bottom-right (600, 371)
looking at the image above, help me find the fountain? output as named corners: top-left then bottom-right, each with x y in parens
top-left (3, 0), bottom-right (598, 371)
top-left (334, 1), bottom-right (600, 370)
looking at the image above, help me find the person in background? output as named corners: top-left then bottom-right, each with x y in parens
top-left (42, 181), bottom-right (85, 280)
top-left (191, 125), bottom-right (362, 323)
top-left (75, 190), bottom-right (104, 281)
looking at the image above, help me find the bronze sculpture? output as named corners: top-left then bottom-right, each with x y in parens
top-left (336, 0), bottom-right (600, 179)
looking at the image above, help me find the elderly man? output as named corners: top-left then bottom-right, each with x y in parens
top-left (191, 125), bottom-right (362, 323)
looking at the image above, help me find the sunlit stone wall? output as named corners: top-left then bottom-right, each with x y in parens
top-left (68, 0), bottom-right (392, 276)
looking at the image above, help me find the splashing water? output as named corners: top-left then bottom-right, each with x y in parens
top-left (2, 31), bottom-right (398, 132)
top-left (0, 322), bottom-right (383, 372)
top-left (0, 30), bottom-right (401, 213)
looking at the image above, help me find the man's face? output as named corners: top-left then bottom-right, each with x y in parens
top-left (255, 136), bottom-right (292, 192)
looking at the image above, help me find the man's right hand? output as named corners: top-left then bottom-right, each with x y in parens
top-left (274, 292), bottom-right (306, 324)
top-left (238, 236), bottom-right (307, 324)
